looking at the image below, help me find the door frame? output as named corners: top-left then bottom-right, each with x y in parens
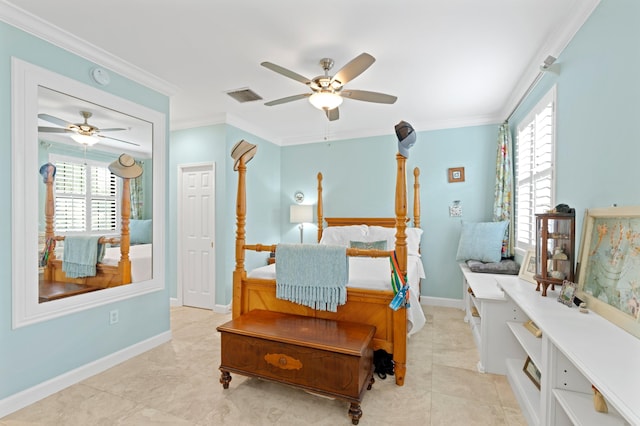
top-left (176, 161), bottom-right (215, 308)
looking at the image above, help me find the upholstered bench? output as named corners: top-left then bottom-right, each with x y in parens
top-left (217, 310), bottom-right (376, 424)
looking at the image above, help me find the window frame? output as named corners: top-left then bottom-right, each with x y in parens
top-left (515, 86), bottom-right (557, 254)
top-left (49, 153), bottom-right (120, 235)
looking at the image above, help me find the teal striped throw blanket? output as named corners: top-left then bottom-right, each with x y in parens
top-left (62, 236), bottom-right (105, 278)
top-left (275, 243), bottom-right (348, 312)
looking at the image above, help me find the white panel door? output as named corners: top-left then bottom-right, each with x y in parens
top-left (180, 163), bottom-right (215, 309)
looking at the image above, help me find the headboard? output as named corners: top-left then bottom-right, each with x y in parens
top-left (316, 168), bottom-right (421, 242)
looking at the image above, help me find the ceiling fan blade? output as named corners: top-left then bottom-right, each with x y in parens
top-left (97, 134), bottom-right (140, 146)
top-left (38, 126), bottom-right (73, 133)
top-left (261, 62), bottom-right (311, 85)
top-left (341, 90), bottom-right (397, 104)
top-left (38, 113), bottom-right (72, 128)
top-left (331, 53), bottom-right (375, 86)
top-left (264, 93), bottom-right (310, 106)
top-left (98, 128), bottom-right (127, 132)
top-left (326, 108), bottom-right (339, 121)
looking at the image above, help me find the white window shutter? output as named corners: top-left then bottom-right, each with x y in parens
top-left (516, 87), bottom-right (556, 250)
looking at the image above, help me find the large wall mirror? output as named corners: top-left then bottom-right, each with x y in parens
top-left (12, 58), bottom-right (166, 328)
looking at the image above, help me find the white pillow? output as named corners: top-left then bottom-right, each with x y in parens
top-left (407, 228), bottom-right (423, 256)
top-left (319, 225), bottom-right (368, 247)
top-left (367, 226), bottom-right (396, 251)
top-left (367, 226), bottom-right (422, 256)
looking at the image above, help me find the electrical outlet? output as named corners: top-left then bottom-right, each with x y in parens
top-left (109, 309), bottom-right (119, 325)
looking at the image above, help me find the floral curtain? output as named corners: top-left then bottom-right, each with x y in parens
top-left (493, 122), bottom-right (514, 258)
top-left (130, 161), bottom-right (144, 219)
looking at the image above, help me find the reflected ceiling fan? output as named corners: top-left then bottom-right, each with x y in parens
top-left (261, 52), bottom-right (397, 121)
top-left (38, 110), bottom-right (139, 146)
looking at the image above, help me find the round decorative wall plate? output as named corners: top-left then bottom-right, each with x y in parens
top-left (294, 191), bottom-right (304, 204)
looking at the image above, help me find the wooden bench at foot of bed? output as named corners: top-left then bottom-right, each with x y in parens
top-left (234, 275), bottom-right (407, 385)
top-left (218, 310), bottom-right (376, 425)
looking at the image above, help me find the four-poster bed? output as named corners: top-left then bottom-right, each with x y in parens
top-left (230, 151), bottom-right (423, 386)
top-left (40, 167), bottom-right (139, 292)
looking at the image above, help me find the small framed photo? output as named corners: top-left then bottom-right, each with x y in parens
top-left (558, 280), bottom-right (577, 307)
top-left (523, 356), bottom-right (541, 390)
top-left (448, 167), bottom-right (465, 183)
top-left (519, 250), bottom-right (537, 284)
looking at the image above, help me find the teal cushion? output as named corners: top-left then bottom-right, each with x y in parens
top-left (456, 221), bottom-right (509, 263)
top-left (350, 240), bottom-right (387, 250)
top-left (130, 219), bottom-right (152, 245)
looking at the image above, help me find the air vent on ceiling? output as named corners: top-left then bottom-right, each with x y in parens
top-left (226, 88), bottom-right (263, 103)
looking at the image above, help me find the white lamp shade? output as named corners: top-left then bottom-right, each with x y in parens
top-left (71, 133), bottom-right (99, 146)
top-left (309, 92), bottom-right (343, 110)
top-left (290, 204), bottom-right (313, 224)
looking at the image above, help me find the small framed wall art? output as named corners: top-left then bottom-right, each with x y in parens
top-left (448, 167), bottom-right (465, 183)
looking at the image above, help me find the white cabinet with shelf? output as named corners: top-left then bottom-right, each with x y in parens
top-left (497, 276), bottom-right (639, 426)
top-left (460, 264), bottom-right (525, 374)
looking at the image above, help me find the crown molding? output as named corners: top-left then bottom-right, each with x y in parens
top-left (500, 0), bottom-right (601, 120)
top-left (0, 0), bottom-right (179, 96)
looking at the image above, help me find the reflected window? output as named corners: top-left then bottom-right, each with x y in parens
top-left (50, 155), bottom-right (118, 234)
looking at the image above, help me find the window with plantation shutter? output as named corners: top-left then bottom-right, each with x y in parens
top-left (51, 155), bottom-right (118, 234)
top-left (515, 86), bottom-right (556, 251)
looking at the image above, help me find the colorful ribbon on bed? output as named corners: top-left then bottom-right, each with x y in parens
top-left (389, 251), bottom-right (410, 311)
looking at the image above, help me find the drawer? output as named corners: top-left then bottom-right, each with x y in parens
top-left (220, 332), bottom-right (372, 400)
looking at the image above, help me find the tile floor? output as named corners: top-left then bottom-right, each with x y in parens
top-left (1, 305), bottom-right (526, 425)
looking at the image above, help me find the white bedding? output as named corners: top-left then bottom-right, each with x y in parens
top-left (248, 254), bottom-right (426, 336)
top-left (100, 243), bottom-right (153, 282)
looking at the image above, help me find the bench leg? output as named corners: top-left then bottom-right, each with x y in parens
top-left (348, 403), bottom-right (362, 425)
top-left (220, 370), bottom-right (232, 389)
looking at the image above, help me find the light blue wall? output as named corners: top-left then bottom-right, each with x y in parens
top-left (170, 0), bottom-right (639, 306)
top-left (169, 124), bottom-right (281, 305)
top-left (0, 22), bottom-right (170, 399)
top-left (281, 126), bottom-right (498, 300)
top-left (509, 0), bottom-right (640, 248)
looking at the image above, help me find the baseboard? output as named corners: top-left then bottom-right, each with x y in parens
top-left (213, 304), bottom-right (231, 314)
top-left (0, 330), bottom-right (171, 419)
top-left (170, 298), bottom-right (230, 315)
top-left (420, 295), bottom-right (464, 310)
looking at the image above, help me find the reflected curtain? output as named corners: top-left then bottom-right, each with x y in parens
top-left (493, 122), bottom-right (514, 258)
top-left (130, 161), bottom-right (144, 219)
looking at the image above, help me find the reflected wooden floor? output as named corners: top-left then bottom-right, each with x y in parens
top-left (39, 280), bottom-right (101, 303)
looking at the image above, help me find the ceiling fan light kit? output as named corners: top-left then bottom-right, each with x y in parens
top-left (71, 133), bottom-right (99, 146)
top-left (38, 110), bottom-right (139, 146)
top-left (261, 52), bottom-right (397, 121)
top-left (309, 91), bottom-right (343, 110)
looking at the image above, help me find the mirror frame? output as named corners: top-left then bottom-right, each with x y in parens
top-left (11, 58), bottom-right (166, 328)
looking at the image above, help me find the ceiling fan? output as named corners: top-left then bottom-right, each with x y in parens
top-left (38, 110), bottom-right (139, 146)
top-left (261, 52), bottom-right (397, 121)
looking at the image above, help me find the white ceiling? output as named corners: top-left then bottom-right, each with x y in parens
top-left (5, 0), bottom-right (599, 145)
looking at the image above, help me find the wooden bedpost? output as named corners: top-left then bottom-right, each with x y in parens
top-left (119, 178), bottom-right (132, 284)
top-left (413, 167), bottom-right (421, 229)
top-left (395, 154), bottom-right (408, 276)
top-left (233, 155), bottom-right (248, 318)
top-left (43, 171), bottom-right (56, 280)
top-left (394, 153), bottom-right (408, 386)
top-left (317, 172), bottom-right (324, 242)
